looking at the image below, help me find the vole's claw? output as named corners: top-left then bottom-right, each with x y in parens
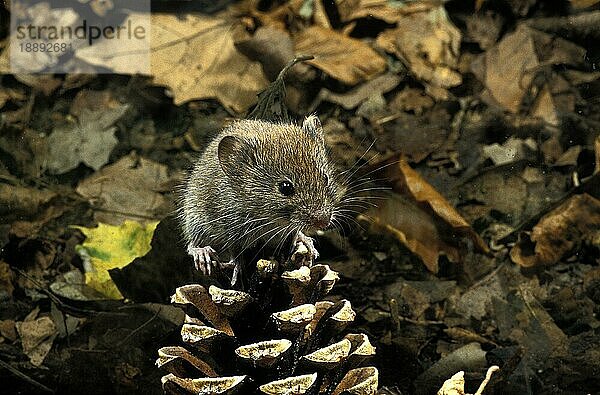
top-left (187, 245), bottom-right (217, 275)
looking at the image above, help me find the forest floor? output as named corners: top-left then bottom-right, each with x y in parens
top-left (0, 0), bottom-right (599, 394)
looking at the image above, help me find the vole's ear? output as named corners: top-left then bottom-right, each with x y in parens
top-left (218, 135), bottom-right (253, 178)
top-left (302, 115), bottom-right (324, 142)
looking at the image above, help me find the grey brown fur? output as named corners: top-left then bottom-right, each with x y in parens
top-left (180, 116), bottom-right (343, 275)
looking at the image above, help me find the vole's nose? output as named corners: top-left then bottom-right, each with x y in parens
top-left (310, 212), bottom-right (331, 229)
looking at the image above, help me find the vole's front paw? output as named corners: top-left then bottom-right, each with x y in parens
top-left (187, 245), bottom-right (217, 275)
top-left (291, 232), bottom-right (319, 267)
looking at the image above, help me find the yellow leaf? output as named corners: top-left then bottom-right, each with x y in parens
top-left (74, 220), bottom-right (158, 299)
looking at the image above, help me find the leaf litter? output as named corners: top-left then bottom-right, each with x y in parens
top-left (0, 0), bottom-right (599, 394)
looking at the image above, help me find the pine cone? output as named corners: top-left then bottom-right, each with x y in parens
top-left (156, 259), bottom-right (379, 394)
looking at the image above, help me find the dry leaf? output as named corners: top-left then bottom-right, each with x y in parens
top-left (294, 26), bottom-right (386, 85)
top-left (235, 26), bottom-right (295, 81)
top-left (510, 193), bottom-right (600, 267)
top-left (149, 14), bottom-right (268, 112)
top-left (0, 184), bottom-right (56, 217)
top-left (375, 6), bottom-right (462, 97)
top-left (0, 261), bottom-right (14, 299)
top-left (46, 103), bottom-right (129, 174)
top-left (70, 89), bottom-right (121, 117)
top-left (367, 193), bottom-right (460, 273)
top-left (366, 158), bottom-right (488, 272)
top-left (394, 160), bottom-right (489, 253)
top-left (77, 13), bottom-right (268, 112)
top-left (14, 74), bottom-right (63, 96)
top-left (470, 24), bottom-right (585, 125)
top-left (76, 152), bottom-right (176, 224)
top-left (312, 73), bottom-right (401, 110)
top-left (15, 312), bottom-right (58, 366)
top-left (569, 0), bottom-right (600, 9)
top-left (337, 0), bottom-right (437, 24)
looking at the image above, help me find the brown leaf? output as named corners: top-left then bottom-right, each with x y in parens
top-left (0, 261), bottom-right (14, 299)
top-left (378, 108), bottom-right (451, 163)
top-left (0, 86), bottom-right (26, 109)
top-left (312, 73), bottom-right (401, 110)
top-left (367, 194), bottom-right (460, 273)
top-left (47, 103), bottom-right (128, 174)
top-left (396, 160), bottom-right (489, 252)
top-left (70, 89), bottom-right (122, 118)
top-left (294, 26), bottom-right (386, 85)
top-left (0, 319), bottom-right (17, 342)
top-left (235, 26), bottom-right (295, 81)
top-left (0, 184), bottom-right (56, 218)
top-left (14, 74), bottom-right (62, 96)
top-left (367, 158), bottom-right (489, 272)
top-left (375, 6), bottom-right (462, 98)
top-left (10, 205), bottom-right (66, 239)
top-left (15, 313), bottom-right (58, 366)
top-left (337, 0), bottom-right (436, 24)
top-left (470, 24), bottom-right (584, 125)
top-left (510, 193), bottom-right (600, 267)
top-left (76, 152), bottom-right (177, 225)
top-left (149, 14), bottom-right (268, 112)
top-left (570, 0), bottom-right (600, 8)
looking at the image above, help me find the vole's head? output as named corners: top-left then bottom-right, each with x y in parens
top-left (217, 116), bottom-right (344, 236)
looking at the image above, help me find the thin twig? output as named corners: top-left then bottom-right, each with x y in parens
top-left (114, 307), bottom-right (162, 348)
top-left (0, 359), bottom-right (55, 393)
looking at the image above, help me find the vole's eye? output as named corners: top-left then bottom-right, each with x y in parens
top-left (278, 180), bottom-right (295, 196)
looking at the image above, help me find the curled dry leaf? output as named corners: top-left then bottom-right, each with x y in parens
top-left (149, 14), bottom-right (268, 112)
top-left (294, 26), bottom-right (386, 85)
top-left (259, 373), bottom-right (318, 395)
top-left (510, 193), bottom-right (600, 267)
top-left (332, 366), bottom-right (379, 395)
top-left (367, 158), bottom-right (488, 273)
top-left (161, 373), bottom-right (247, 395)
top-left (235, 339), bottom-right (292, 368)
